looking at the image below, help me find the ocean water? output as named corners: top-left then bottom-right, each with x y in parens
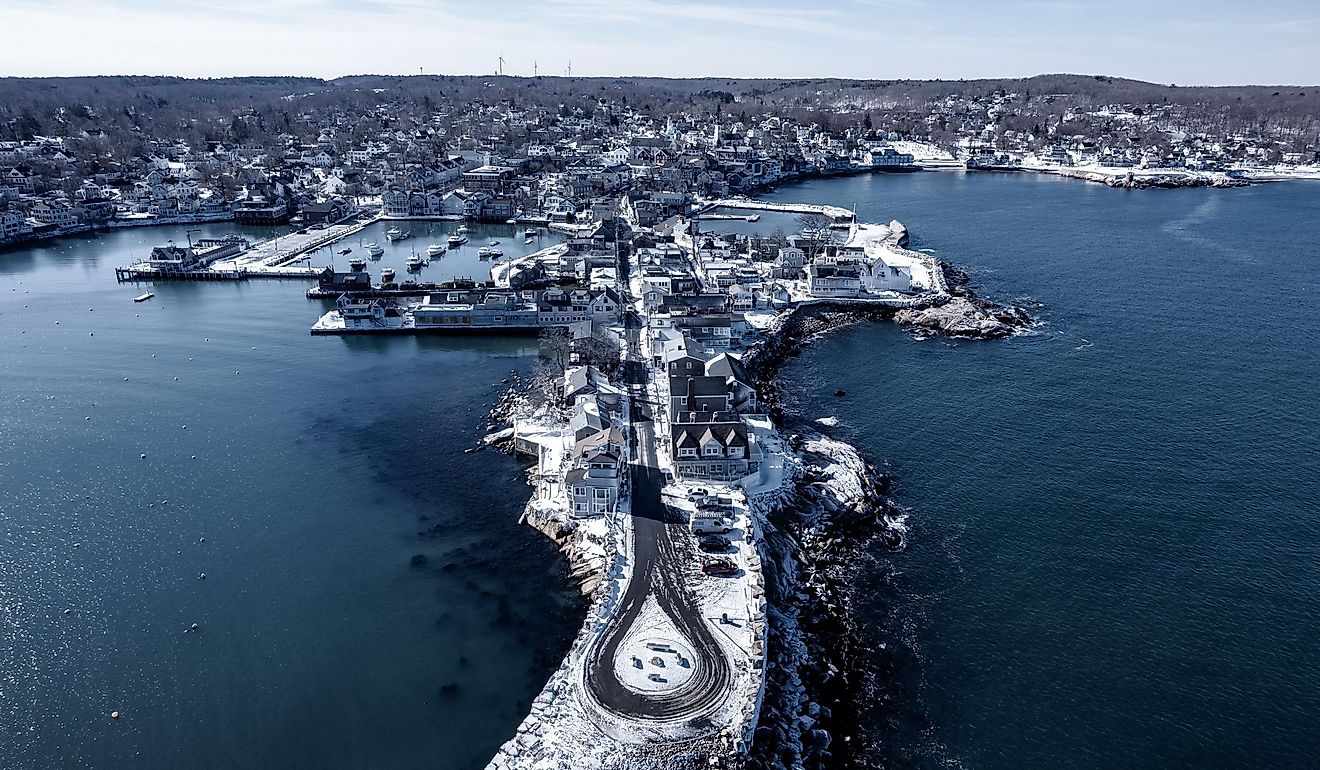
top-left (766, 173), bottom-right (1320, 768)
top-left (0, 223), bottom-right (581, 769)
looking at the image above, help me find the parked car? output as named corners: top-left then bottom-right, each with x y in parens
top-left (701, 557), bottom-right (738, 577)
top-left (698, 535), bottom-right (732, 553)
top-left (690, 512), bottom-right (733, 535)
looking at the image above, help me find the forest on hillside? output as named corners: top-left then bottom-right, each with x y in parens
top-left (2, 73), bottom-right (1316, 152)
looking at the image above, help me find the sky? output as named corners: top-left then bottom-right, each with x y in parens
top-left (2, 0), bottom-right (1318, 85)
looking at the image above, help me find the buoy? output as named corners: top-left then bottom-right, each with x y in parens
top-left (181, 425), bottom-right (187, 429)
top-left (190, 455), bottom-right (197, 460)
top-left (124, 377), bottom-right (129, 381)
top-left (190, 623), bottom-right (198, 631)
top-left (85, 416), bottom-right (90, 420)
top-left (63, 609), bottom-right (71, 615)
top-left (199, 573), bottom-right (206, 580)
top-left (110, 711), bottom-right (120, 719)
top-left (140, 453), bottom-right (147, 459)
top-left (199, 537), bottom-right (206, 543)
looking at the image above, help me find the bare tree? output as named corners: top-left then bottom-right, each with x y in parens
top-left (538, 327), bottom-right (573, 374)
top-left (796, 214), bottom-right (838, 260)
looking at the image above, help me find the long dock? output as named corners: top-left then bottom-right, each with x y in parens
top-left (695, 198), bottom-right (856, 221)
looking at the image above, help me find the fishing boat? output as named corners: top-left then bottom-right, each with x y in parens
top-left (364, 242), bottom-right (384, 257)
top-left (447, 233), bottom-right (467, 247)
top-left (477, 246), bottom-right (492, 258)
top-left (405, 253), bottom-right (427, 271)
top-left (381, 267), bottom-right (396, 283)
top-left (348, 257), bottom-right (367, 271)
top-left (524, 228), bottom-right (536, 237)
top-left (488, 248), bottom-right (503, 258)
top-left (489, 239), bottom-right (500, 246)
top-left (133, 291), bottom-right (155, 302)
top-left (427, 243), bottom-right (445, 257)
top-left (385, 226), bottom-right (403, 241)
top-left (456, 224), bottom-right (469, 234)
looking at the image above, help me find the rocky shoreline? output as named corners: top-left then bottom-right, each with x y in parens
top-left (738, 266), bottom-right (1033, 770)
top-left (742, 431), bottom-right (904, 770)
top-left (479, 263), bottom-right (1031, 770)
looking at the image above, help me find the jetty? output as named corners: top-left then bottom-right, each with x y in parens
top-left (115, 211), bottom-right (381, 282)
top-left (695, 198), bottom-right (856, 221)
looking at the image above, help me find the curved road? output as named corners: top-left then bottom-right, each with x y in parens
top-left (581, 305), bottom-right (733, 724)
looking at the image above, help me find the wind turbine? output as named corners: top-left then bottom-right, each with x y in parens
top-left (497, 56), bottom-right (505, 76)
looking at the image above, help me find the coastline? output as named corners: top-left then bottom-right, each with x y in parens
top-left (478, 259), bottom-right (1033, 768)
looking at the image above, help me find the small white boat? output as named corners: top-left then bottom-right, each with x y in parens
top-left (524, 228), bottom-right (536, 237)
top-left (364, 242), bottom-right (384, 257)
top-left (456, 225), bottom-right (469, 234)
top-left (427, 243), bottom-right (445, 257)
top-left (381, 267), bottom-right (396, 283)
top-left (488, 248), bottom-right (503, 258)
top-left (348, 257), bottom-right (367, 271)
top-left (447, 233), bottom-right (467, 247)
top-left (489, 239), bottom-right (500, 246)
top-left (477, 247), bottom-right (492, 257)
top-left (523, 237), bottom-right (534, 245)
top-left (385, 226), bottom-right (403, 241)
top-left (133, 291), bottom-right (155, 302)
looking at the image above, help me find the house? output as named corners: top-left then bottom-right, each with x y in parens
top-left (461, 165), bottom-right (516, 192)
top-left (147, 244), bottom-right (201, 273)
top-left (668, 374), bottom-right (732, 419)
top-left (301, 198), bottom-right (348, 225)
top-left (566, 449), bottom-right (621, 517)
top-left (671, 419), bottom-right (754, 481)
top-left (564, 365), bottom-right (624, 408)
top-left (806, 262), bottom-right (861, 297)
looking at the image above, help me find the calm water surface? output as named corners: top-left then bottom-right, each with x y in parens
top-left (0, 222), bottom-right (580, 769)
top-left (765, 173), bottom-right (1320, 768)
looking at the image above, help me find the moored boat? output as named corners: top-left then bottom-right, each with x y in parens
top-left (427, 243), bottom-right (445, 257)
top-left (348, 257), bottom-right (367, 271)
top-left (133, 291), bottom-right (155, 302)
top-left (364, 242), bottom-right (384, 257)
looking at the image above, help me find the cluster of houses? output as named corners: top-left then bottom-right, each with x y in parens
top-left (8, 85), bottom-right (1314, 249)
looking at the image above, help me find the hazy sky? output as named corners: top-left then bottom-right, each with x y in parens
top-left (2, 0), bottom-right (1318, 85)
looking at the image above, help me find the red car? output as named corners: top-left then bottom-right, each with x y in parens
top-left (701, 557), bottom-right (738, 577)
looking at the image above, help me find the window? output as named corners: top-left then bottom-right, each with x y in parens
top-left (703, 444), bottom-right (722, 457)
top-left (678, 447), bottom-right (697, 458)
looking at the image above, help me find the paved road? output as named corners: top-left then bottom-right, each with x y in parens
top-left (580, 302), bottom-right (733, 724)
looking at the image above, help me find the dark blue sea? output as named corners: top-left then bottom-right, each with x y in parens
top-left (3, 174), bottom-right (1318, 769)
top-left (0, 220), bottom-right (580, 769)
top-left (763, 172), bottom-right (1320, 768)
